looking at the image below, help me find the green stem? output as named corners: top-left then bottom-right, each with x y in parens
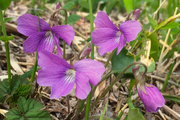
top-left (90, 62), bottom-right (147, 108)
top-left (30, 0), bottom-right (36, 14)
top-left (85, 0), bottom-right (94, 119)
top-left (161, 60), bottom-right (176, 92)
top-left (30, 52), bottom-right (38, 82)
top-left (30, 17), bottom-right (41, 82)
top-left (104, 49), bottom-right (116, 67)
top-left (0, 10), bottom-right (11, 83)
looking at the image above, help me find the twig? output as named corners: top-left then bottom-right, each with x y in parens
top-left (163, 105), bottom-right (180, 120)
top-left (147, 74), bottom-right (179, 87)
top-left (158, 110), bottom-right (166, 120)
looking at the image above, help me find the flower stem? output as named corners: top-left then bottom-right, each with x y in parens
top-left (90, 62), bottom-right (147, 108)
top-left (85, 0), bottom-right (94, 119)
top-left (0, 10), bottom-right (11, 83)
top-left (161, 59), bottom-right (176, 92)
top-left (30, 18), bottom-right (41, 82)
top-left (104, 49), bottom-right (116, 67)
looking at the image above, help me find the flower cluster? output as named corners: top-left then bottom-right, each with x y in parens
top-left (17, 10), bottom-right (144, 100)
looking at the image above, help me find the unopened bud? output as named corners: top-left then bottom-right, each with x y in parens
top-left (132, 9), bottom-right (140, 20)
top-left (80, 43), bottom-right (91, 59)
top-left (56, 2), bottom-right (60, 10)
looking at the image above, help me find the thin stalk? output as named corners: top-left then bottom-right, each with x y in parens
top-left (0, 10), bottom-right (11, 83)
top-left (30, 18), bottom-right (41, 82)
top-left (91, 62), bottom-right (147, 108)
top-left (85, 0), bottom-right (94, 119)
top-left (161, 60), bottom-right (176, 92)
top-left (104, 49), bottom-right (116, 67)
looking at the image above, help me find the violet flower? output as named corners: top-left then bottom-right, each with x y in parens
top-left (37, 50), bottom-right (105, 99)
top-left (17, 14), bottom-right (75, 56)
top-left (132, 66), bottom-right (165, 113)
top-left (137, 84), bottom-right (165, 113)
top-left (92, 11), bottom-right (142, 56)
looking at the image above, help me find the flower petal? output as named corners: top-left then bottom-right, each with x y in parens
top-left (117, 33), bottom-right (126, 54)
top-left (94, 11), bottom-right (118, 30)
top-left (92, 28), bottom-right (119, 55)
top-left (73, 59), bottom-right (105, 86)
top-left (119, 20), bottom-right (141, 42)
top-left (50, 76), bottom-right (75, 99)
top-left (37, 66), bottom-right (68, 86)
top-left (23, 32), bottom-right (45, 53)
top-left (51, 25), bottom-right (75, 46)
top-left (38, 32), bottom-right (55, 53)
top-left (138, 85), bottom-right (165, 113)
top-left (17, 14), bottom-right (50, 36)
top-left (53, 35), bottom-right (63, 57)
top-left (75, 72), bottom-right (91, 99)
top-left (38, 50), bottom-right (71, 68)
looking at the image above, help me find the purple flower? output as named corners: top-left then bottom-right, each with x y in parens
top-left (17, 14), bottom-right (75, 56)
top-left (37, 50), bottom-right (105, 99)
top-left (137, 84), bottom-right (165, 113)
top-left (92, 11), bottom-right (142, 56)
top-left (132, 66), bottom-right (165, 113)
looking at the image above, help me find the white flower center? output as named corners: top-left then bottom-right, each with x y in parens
top-left (115, 31), bottom-right (121, 43)
top-left (45, 31), bottom-right (54, 44)
top-left (65, 69), bottom-right (76, 83)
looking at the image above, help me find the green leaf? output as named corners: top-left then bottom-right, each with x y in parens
top-left (147, 15), bottom-right (158, 29)
top-left (127, 108), bottom-right (145, 120)
top-left (111, 48), bottom-right (135, 73)
top-left (161, 21), bottom-right (180, 29)
top-left (149, 14), bottom-right (180, 36)
top-left (0, 78), bottom-right (9, 102)
top-left (123, 0), bottom-right (133, 13)
top-left (86, 14), bottom-right (95, 21)
top-left (0, 0), bottom-right (11, 10)
top-left (0, 35), bottom-right (14, 42)
top-left (106, 0), bottom-right (117, 15)
top-left (148, 32), bottom-right (159, 61)
top-left (5, 97), bottom-right (51, 120)
top-left (163, 95), bottom-right (180, 103)
top-left (64, 1), bottom-right (75, 11)
top-left (67, 14), bottom-right (80, 25)
top-left (4, 17), bottom-right (13, 23)
top-left (99, 100), bottom-right (108, 120)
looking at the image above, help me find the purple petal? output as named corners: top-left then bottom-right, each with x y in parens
top-left (138, 84), bottom-right (165, 113)
top-left (51, 25), bottom-right (75, 46)
top-left (119, 20), bottom-right (141, 42)
top-left (94, 11), bottom-right (118, 31)
top-left (53, 35), bottom-right (63, 57)
top-left (50, 76), bottom-right (75, 99)
top-left (117, 33), bottom-right (126, 54)
top-left (38, 50), bottom-right (71, 68)
top-left (75, 72), bottom-right (91, 99)
top-left (37, 66), bottom-right (68, 86)
top-left (23, 32), bottom-right (45, 53)
top-left (37, 31), bottom-right (55, 53)
top-left (92, 28), bottom-right (119, 55)
top-left (73, 59), bottom-right (105, 86)
top-left (17, 14), bottom-right (50, 36)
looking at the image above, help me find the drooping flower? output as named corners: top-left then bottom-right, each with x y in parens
top-left (132, 66), bottom-right (165, 113)
top-left (37, 50), bottom-right (105, 99)
top-left (17, 14), bottom-right (75, 56)
top-left (92, 11), bottom-right (142, 56)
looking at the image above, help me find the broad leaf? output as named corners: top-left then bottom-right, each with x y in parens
top-left (147, 15), bottom-right (158, 29)
top-left (123, 0), bottom-right (133, 13)
top-left (5, 97), bottom-right (51, 120)
top-left (111, 48), bottom-right (135, 73)
top-left (161, 21), bottom-right (180, 29)
top-left (127, 108), bottom-right (145, 120)
top-left (67, 14), bottom-right (80, 25)
top-left (0, 0), bottom-right (11, 10)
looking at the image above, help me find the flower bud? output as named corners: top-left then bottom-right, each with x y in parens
top-left (79, 43), bottom-right (91, 59)
top-left (56, 2), bottom-right (60, 10)
top-left (132, 9), bottom-right (140, 20)
top-left (132, 66), bottom-right (165, 113)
